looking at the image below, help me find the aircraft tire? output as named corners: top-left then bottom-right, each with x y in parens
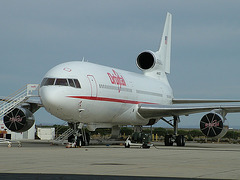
top-left (76, 136), bottom-right (81, 147)
top-left (68, 134), bottom-right (75, 143)
top-left (164, 135), bottom-right (173, 146)
top-left (125, 143), bottom-right (130, 148)
top-left (176, 135), bottom-right (185, 146)
top-left (86, 132), bottom-right (90, 146)
top-left (142, 144), bottom-right (150, 149)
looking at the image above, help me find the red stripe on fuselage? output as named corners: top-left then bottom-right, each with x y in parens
top-left (67, 96), bottom-right (156, 105)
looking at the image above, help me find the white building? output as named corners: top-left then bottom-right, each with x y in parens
top-left (37, 128), bottom-right (55, 140)
top-left (0, 120), bottom-right (35, 140)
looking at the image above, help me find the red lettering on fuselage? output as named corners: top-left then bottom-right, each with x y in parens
top-left (107, 69), bottom-right (126, 92)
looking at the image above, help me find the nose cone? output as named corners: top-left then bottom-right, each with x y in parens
top-left (40, 86), bottom-right (58, 112)
top-left (39, 86), bottom-right (69, 119)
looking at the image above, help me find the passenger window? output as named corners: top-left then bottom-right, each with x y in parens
top-left (68, 79), bottom-right (75, 87)
top-left (74, 79), bottom-right (81, 88)
top-left (55, 79), bottom-right (68, 86)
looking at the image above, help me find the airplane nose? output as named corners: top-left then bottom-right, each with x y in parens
top-left (39, 87), bottom-right (62, 113)
top-left (39, 86), bottom-right (73, 120)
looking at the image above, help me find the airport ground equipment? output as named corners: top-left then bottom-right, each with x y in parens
top-left (54, 122), bottom-right (90, 146)
top-left (67, 123), bottom-right (90, 146)
top-left (124, 132), bottom-right (152, 148)
top-left (0, 84), bottom-right (40, 132)
top-left (0, 138), bottom-right (21, 147)
top-left (53, 128), bottom-right (74, 144)
top-left (0, 84), bottom-right (39, 119)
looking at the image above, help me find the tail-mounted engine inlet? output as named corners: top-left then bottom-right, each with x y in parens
top-left (136, 51), bottom-right (156, 71)
top-left (200, 112), bottom-right (228, 138)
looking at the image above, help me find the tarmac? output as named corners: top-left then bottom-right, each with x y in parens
top-left (0, 140), bottom-right (240, 180)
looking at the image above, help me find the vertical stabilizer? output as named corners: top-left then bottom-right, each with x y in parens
top-left (156, 12), bottom-right (172, 74)
top-left (136, 12), bottom-right (172, 79)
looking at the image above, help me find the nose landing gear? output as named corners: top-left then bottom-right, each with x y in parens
top-left (68, 123), bottom-right (90, 147)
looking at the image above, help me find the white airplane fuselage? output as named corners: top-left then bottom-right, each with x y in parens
top-left (39, 13), bottom-right (173, 131)
top-left (39, 61), bottom-right (173, 130)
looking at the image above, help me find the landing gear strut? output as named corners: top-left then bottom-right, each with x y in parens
top-left (162, 116), bottom-right (185, 146)
top-left (68, 123), bottom-right (90, 147)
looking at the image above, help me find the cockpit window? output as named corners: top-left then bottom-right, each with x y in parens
top-left (55, 79), bottom-right (68, 86)
top-left (40, 78), bottom-right (47, 87)
top-left (40, 78), bottom-right (81, 88)
top-left (40, 78), bottom-right (55, 87)
top-left (68, 79), bottom-right (75, 87)
top-left (74, 79), bottom-right (81, 88)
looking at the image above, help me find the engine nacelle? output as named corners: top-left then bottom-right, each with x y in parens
top-left (136, 51), bottom-right (159, 71)
top-left (200, 112), bottom-right (228, 139)
top-left (3, 107), bottom-right (35, 132)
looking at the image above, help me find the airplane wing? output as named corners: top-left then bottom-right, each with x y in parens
top-left (172, 99), bottom-right (240, 104)
top-left (0, 96), bottom-right (43, 113)
top-left (0, 96), bottom-right (42, 105)
top-left (24, 97), bottom-right (43, 107)
top-left (138, 104), bottom-right (240, 119)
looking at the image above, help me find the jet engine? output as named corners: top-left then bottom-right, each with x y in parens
top-left (200, 112), bottom-right (228, 138)
top-left (136, 51), bottom-right (159, 71)
top-left (3, 107), bottom-right (35, 132)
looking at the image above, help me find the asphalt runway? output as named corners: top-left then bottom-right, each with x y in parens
top-left (0, 141), bottom-right (240, 180)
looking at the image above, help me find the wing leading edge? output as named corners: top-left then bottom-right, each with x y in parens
top-left (173, 99), bottom-right (240, 104)
top-left (138, 104), bottom-right (240, 119)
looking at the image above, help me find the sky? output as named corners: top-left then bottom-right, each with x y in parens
top-left (1, 0), bottom-right (240, 128)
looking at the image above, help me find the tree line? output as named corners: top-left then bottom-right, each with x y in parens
top-left (51, 125), bottom-right (240, 140)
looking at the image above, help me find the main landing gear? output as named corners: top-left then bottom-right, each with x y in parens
top-left (162, 116), bottom-right (185, 146)
top-left (68, 123), bottom-right (90, 147)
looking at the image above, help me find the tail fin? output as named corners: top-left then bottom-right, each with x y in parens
top-left (156, 12), bottom-right (172, 74)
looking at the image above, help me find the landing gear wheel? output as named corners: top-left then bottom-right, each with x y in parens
top-left (68, 134), bottom-right (75, 143)
top-left (80, 136), bottom-right (86, 146)
top-left (76, 136), bottom-right (82, 147)
top-left (125, 143), bottom-right (130, 148)
top-left (176, 135), bottom-right (185, 146)
top-left (85, 132), bottom-right (90, 146)
top-left (142, 144), bottom-right (150, 149)
top-left (164, 135), bottom-right (173, 146)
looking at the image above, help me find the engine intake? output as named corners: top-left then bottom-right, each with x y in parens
top-left (200, 113), bottom-right (228, 138)
top-left (136, 51), bottom-right (156, 71)
top-left (3, 107), bottom-right (35, 132)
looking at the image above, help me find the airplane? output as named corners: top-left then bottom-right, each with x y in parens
top-left (2, 12), bottom-right (240, 147)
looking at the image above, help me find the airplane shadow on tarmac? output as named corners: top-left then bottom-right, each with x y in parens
top-left (0, 173), bottom-right (220, 180)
